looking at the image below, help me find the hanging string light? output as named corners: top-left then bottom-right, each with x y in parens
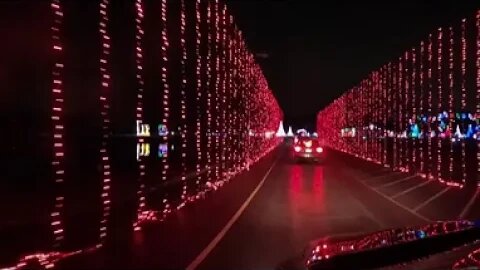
top-left (477, 11), bottom-right (480, 186)
top-left (206, 0), bottom-right (213, 186)
top-left (179, 0), bottom-right (188, 207)
top-left (399, 57), bottom-right (404, 171)
top-left (133, 0), bottom-right (147, 231)
top-left (381, 67), bottom-right (385, 165)
top-left (412, 47), bottom-right (417, 172)
top-left (437, 28), bottom-right (443, 181)
top-left (98, 0), bottom-right (112, 244)
top-left (195, 0), bottom-right (203, 196)
top-left (420, 41), bottom-right (425, 177)
top-left (50, 0), bottom-right (66, 248)
top-left (220, 4), bottom-right (227, 180)
top-left (386, 63), bottom-right (395, 169)
top-left (404, 51), bottom-right (410, 172)
top-left (4, 1), bottom-right (283, 269)
top-left (448, 26), bottom-right (454, 182)
top-left (461, 18), bottom-right (467, 185)
top-left (427, 34), bottom-right (433, 179)
top-left (160, 0), bottom-right (170, 214)
top-left (227, 14), bottom-right (235, 176)
top-left (375, 72), bottom-right (380, 163)
top-left (393, 62), bottom-right (398, 170)
top-left (214, 0), bottom-right (221, 184)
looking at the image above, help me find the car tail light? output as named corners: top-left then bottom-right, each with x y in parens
top-left (316, 147), bottom-right (323, 153)
top-left (294, 146), bottom-right (302, 152)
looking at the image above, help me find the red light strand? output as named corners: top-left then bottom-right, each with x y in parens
top-left (98, 0), bottom-right (112, 243)
top-left (50, 0), bottom-right (66, 248)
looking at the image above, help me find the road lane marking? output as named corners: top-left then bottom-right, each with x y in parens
top-left (391, 181), bottom-right (432, 199)
top-left (375, 175), bottom-right (417, 189)
top-left (353, 171), bottom-right (431, 222)
top-left (349, 192), bottom-right (386, 229)
top-left (459, 189), bottom-right (480, 219)
top-left (413, 187), bottom-right (451, 212)
top-left (186, 157), bottom-right (279, 270)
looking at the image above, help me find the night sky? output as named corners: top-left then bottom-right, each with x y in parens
top-left (226, 0), bottom-right (480, 131)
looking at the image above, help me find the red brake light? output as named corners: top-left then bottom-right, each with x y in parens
top-left (316, 147), bottom-right (323, 153)
top-left (294, 146), bottom-right (302, 152)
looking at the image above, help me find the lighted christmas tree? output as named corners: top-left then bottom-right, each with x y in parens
top-left (275, 121), bottom-right (286, 137)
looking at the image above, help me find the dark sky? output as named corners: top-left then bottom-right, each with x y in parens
top-left (226, 0), bottom-right (480, 130)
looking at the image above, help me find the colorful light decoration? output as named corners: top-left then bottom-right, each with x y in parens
top-left (317, 12), bottom-right (479, 189)
top-left (4, 0), bottom-right (283, 269)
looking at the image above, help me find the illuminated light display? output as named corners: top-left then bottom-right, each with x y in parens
top-left (405, 51), bottom-right (410, 172)
top-left (136, 143), bottom-right (151, 160)
top-left (287, 126), bottom-right (294, 137)
top-left (427, 34), bottom-right (433, 179)
top-left (50, 0), bottom-right (66, 249)
top-left (382, 66), bottom-right (387, 165)
top-left (276, 121), bottom-right (287, 137)
top-left (220, 4), bottom-right (227, 180)
top-left (317, 12), bottom-right (478, 189)
top-left (132, 0), bottom-right (147, 232)
top-left (388, 63), bottom-right (392, 167)
top-left (437, 28), bottom-right (443, 181)
top-left (160, 0), bottom-right (170, 216)
top-left (448, 27), bottom-right (454, 181)
top-left (453, 248), bottom-right (480, 269)
top-left (214, 0), bottom-right (220, 183)
top-left (195, 0), bottom-right (202, 196)
top-left (399, 57), bottom-right (404, 171)
top-left (179, 0), bottom-right (187, 204)
top-left (420, 40), bottom-right (425, 175)
top-left (98, 0), bottom-right (112, 243)
top-left (4, 0), bottom-right (282, 268)
top-left (477, 11), bottom-right (480, 185)
top-left (158, 143), bottom-right (168, 158)
top-left (412, 47), bottom-right (417, 171)
top-left (206, 0), bottom-right (213, 185)
top-left (158, 124), bottom-right (168, 136)
top-left (136, 120), bottom-right (150, 137)
top-left (460, 19), bottom-right (466, 184)
top-left (307, 220), bottom-right (474, 269)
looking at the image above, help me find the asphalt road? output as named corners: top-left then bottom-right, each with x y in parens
top-left (57, 145), bottom-right (480, 270)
